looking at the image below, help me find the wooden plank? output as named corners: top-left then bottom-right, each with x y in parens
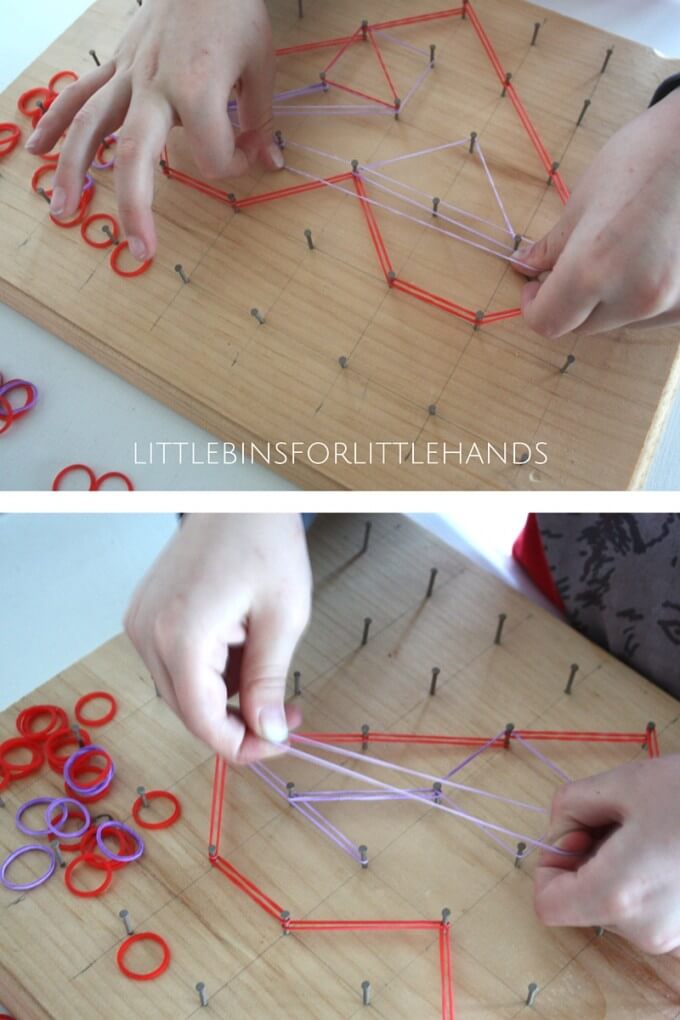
top-left (1, 1), bottom-right (679, 489)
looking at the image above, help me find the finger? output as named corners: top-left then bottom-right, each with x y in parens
top-left (521, 257), bottom-right (600, 339)
top-left (175, 88), bottom-right (241, 179)
top-left (628, 308), bottom-right (680, 330)
top-left (238, 606), bottom-right (305, 745)
top-left (115, 90), bottom-right (175, 260)
top-left (513, 203), bottom-right (581, 280)
top-left (537, 828), bottom-right (595, 871)
top-left (49, 74), bottom-right (132, 219)
top-left (124, 603), bottom-right (181, 715)
top-left (534, 842), bottom-right (626, 928)
top-left (549, 774), bottom-right (629, 837)
top-left (25, 63), bottom-right (116, 155)
top-left (236, 30), bottom-right (283, 172)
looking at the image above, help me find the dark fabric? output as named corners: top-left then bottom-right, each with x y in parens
top-left (650, 73), bottom-right (680, 107)
top-left (536, 514), bottom-right (680, 700)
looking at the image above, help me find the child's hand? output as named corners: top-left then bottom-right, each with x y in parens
top-left (124, 514), bottom-right (312, 764)
top-left (518, 89), bottom-right (680, 338)
top-left (26, 0), bottom-right (283, 260)
top-left (534, 756), bottom-right (680, 957)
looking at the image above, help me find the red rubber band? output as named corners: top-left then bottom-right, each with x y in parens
top-left (17, 705), bottom-right (68, 742)
top-left (0, 737), bottom-right (44, 779)
top-left (80, 825), bottom-right (136, 870)
top-left (45, 727), bottom-right (92, 773)
top-left (0, 123), bottom-right (21, 158)
top-left (65, 853), bottom-right (113, 898)
top-left (31, 163), bottom-right (56, 198)
top-left (94, 471), bottom-right (135, 491)
top-left (17, 86), bottom-right (51, 118)
top-left (0, 760), bottom-right (10, 792)
top-left (132, 791), bottom-right (181, 830)
top-left (94, 135), bottom-right (117, 167)
top-left (50, 187), bottom-right (94, 229)
top-left (48, 806), bottom-right (97, 852)
top-left (48, 70), bottom-right (78, 95)
top-left (75, 691), bottom-right (117, 727)
top-left (0, 396), bottom-right (14, 434)
top-left (110, 241), bottom-right (153, 278)
top-left (116, 933), bottom-right (171, 981)
top-left (67, 747), bottom-right (114, 789)
top-left (81, 213), bottom-right (120, 249)
top-left (52, 464), bottom-right (97, 491)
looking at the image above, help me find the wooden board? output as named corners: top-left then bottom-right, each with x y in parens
top-left (2, 513), bottom-right (680, 1019)
top-left (1, 1), bottom-right (679, 490)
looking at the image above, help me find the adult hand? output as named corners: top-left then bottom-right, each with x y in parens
top-left (534, 755), bottom-right (680, 957)
top-left (26, 0), bottom-right (283, 260)
top-left (518, 89), bottom-right (680, 337)
top-left (125, 514), bottom-right (312, 764)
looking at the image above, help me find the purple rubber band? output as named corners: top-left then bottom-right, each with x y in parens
top-left (374, 29), bottom-right (431, 57)
top-left (0, 844), bottom-right (56, 891)
top-left (400, 64), bottom-right (433, 110)
top-left (45, 797), bottom-right (91, 840)
top-left (475, 140), bottom-right (514, 236)
top-left (96, 821), bottom-right (144, 863)
top-left (441, 729), bottom-right (507, 780)
top-left (15, 797), bottom-right (68, 838)
top-left (63, 745), bottom-right (115, 798)
top-left (512, 732), bottom-right (572, 783)
top-left (0, 380), bottom-right (39, 416)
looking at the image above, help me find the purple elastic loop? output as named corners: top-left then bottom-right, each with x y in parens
top-left (0, 380), bottom-right (39, 417)
top-left (0, 844), bottom-right (57, 891)
top-left (82, 173), bottom-right (94, 195)
top-left (63, 744), bottom-right (115, 797)
top-left (15, 796), bottom-right (68, 838)
top-left (45, 797), bottom-right (91, 840)
top-left (96, 821), bottom-right (144, 863)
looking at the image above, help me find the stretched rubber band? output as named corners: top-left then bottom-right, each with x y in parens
top-left (110, 241), bottom-right (153, 278)
top-left (116, 933), bottom-right (170, 981)
top-left (132, 791), bottom-right (181, 830)
top-left (0, 844), bottom-right (56, 891)
top-left (65, 853), bottom-right (113, 898)
top-left (96, 821), bottom-right (144, 863)
top-left (52, 464), bottom-right (97, 491)
top-left (75, 692), bottom-right (117, 727)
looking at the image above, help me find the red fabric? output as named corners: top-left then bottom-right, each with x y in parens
top-left (512, 514), bottom-right (566, 614)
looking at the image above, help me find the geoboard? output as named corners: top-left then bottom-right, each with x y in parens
top-left (1, 514), bottom-right (679, 1019)
top-left (1, 0), bottom-right (679, 490)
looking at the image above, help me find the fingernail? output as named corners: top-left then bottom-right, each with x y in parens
top-left (259, 707), bottom-right (289, 744)
top-left (127, 236), bottom-right (147, 261)
top-left (268, 142), bottom-right (285, 170)
top-left (50, 187), bottom-right (66, 216)
top-left (25, 128), bottom-right (43, 152)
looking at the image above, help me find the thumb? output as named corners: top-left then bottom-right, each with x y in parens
top-left (515, 212), bottom-right (577, 279)
top-left (236, 25), bottom-right (283, 172)
top-left (238, 608), bottom-right (302, 744)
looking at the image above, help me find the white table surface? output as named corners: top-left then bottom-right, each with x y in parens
top-left (2, 0), bottom-right (679, 491)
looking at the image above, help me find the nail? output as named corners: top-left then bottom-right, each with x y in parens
top-left (515, 841), bottom-right (527, 868)
top-left (304, 228), bottom-right (314, 250)
top-left (50, 187), bottom-right (66, 216)
top-left (494, 613), bottom-right (507, 645)
top-left (361, 724), bottom-right (370, 752)
top-left (360, 521), bottom-right (372, 555)
top-left (361, 980), bottom-right (371, 1006)
top-left (136, 786), bottom-right (150, 809)
top-left (361, 617), bottom-right (372, 646)
top-left (287, 781), bottom-right (296, 800)
top-left (428, 403), bottom-right (437, 417)
top-left (501, 72), bottom-right (512, 97)
top-left (577, 98), bottom-right (591, 126)
top-left (526, 982), bottom-right (539, 1006)
top-left (469, 131), bottom-right (477, 154)
top-left (251, 308), bottom-right (266, 325)
top-left (426, 567), bottom-right (438, 598)
top-left (430, 43), bottom-right (437, 66)
top-left (474, 309), bottom-right (484, 331)
top-left (441, 907), bottom-right (451, 925)
top-left (127, 236), bottom-right (147, 262)
top-left (175, 264), bottom-right (190, 284)
top-left (293, 671), bottom-right (302, 697)
top-left (119, 909), bottom-right (134, 936)
top-left (89, 48), bottom-right (101, 66)
top-left (268, 142), bottom-right (285, 169)
top-left (281, 910), bottom-right (291, 934)
top-left (432, 196), bottom-right (440, 217)
top-left (259, 707), bottom-right (289, 744)
top-left (338, 355), bottom-right (349, 369)
top-left (359, 845), bottom-right (369, 869)
top-left (504, 722), bottom-right (515, 749)
top-left (196, 982), bottom-right (208, 1007)
top-left (430, 667), bottom-right (440, 697)
top-left (565, 663), bottom-right (579, 695)
top-left (601, 47), bottom-right (614, 74)
top-left (560, 354), bottom-right (576, 374)
top-left (531, 21), bottom-right (541, 45)
top-left (433, 781), bottom-right (442, 804)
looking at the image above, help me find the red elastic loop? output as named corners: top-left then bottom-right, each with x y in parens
top-left (65, 853), bottom-right (113, 898)
top-left (75, 691), bottom-right (117, 727)
top-left (0, 760), bottom-right (10, 792)
top-left (132, 791), bottom-right (182, 831)
top-left (110, 241), bottom-right (153, 278)
top-left (45, 727), bottom-right (91, 773)
top-left (16, 705), bottom-right (69, 742)
top-left (0, 737), bottom-right (44, 779)
top-left (94, 135), bottom-right (117, 167)
top-left (81, 825), bottom-right (136, 871)
top-left (0, 381), bottom-right (38, 419)
top-left (52, 464), bottom-right (97, 491)
top-left (0, 123), bottom-right (21, 158)
top-left (80, 213), bottom-right (119, 249)
top-left (0, 395), bottom-right (14, 434)
top-left (48, 806), bottom-right (96, 852)
top-left (117, 933), bottom-right (171, 981)
top-left (31, 163), bottom-right (56, 198)
top-left (94, 471), bottom-right (135, 491)
top-left (48, 70), bottom-right (78, 95)
top-left (68, 748), bottom-right (114, 790)
top-left (17, 86), bottom-right (51, 118)
top-left (50, 186), bottom-right (94, 229)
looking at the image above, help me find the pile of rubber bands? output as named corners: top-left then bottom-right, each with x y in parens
top-left (0, 372), bottom-right (38, 435)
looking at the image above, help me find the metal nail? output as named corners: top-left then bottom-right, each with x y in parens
top-left (433, 782), bottom-right (442, 804)
top-left (136, 786), bottom-right (150, 809)
top-left (275, 130), bottom-right (285, 149)
top-left (560, 354), bottom-right (576, 374)
top-left (441, 907), bottom-right (451, 925)
top-left (361, 980), bottom-right (371, 1006)
top-left (89, 48), bottom-right (101, 66)
top-left (351, 158), bottom-right (359, 174)
top-left (526, 982), bottom-right (539, 1007)
top-left (338, 355), bottom-right (349, 369)
top-left (101, 224), bottom-right (119, 245)
top-left (531, 22), bottom-right (541, 46)
top-left (196, 982), bottom-right (208, 1007)
top-left (513, 234), bottom-right (522, 251)
top-left (515, 842), bottom-right (527, 868)
top-left (474, 309), bottom-right (484, 331)
top-left (361, 617), bottom-right (372, 646)
top-left (362, 724), bottom-right (370, 752)
top-left (208, 844), bottom-right (218, 859)
top-left (298, 0), bottom-right (304, 17)
top-left (501, 72), bottom-right (512, 97)
top-left (320, 71), bottom-right (328, 91)
top-left (469, 130), bottom-right (477, 154)
top-left (361, 20), bottom-right (369, 40)
top-left (547, 160), bottom-right (560, 185)
top-left (430, 44), bottom-right (437, 67)
top-left (426, 567), bottom-right (438, 598)
top-left (119, 909), bottom-right (134, 936)
top-left (293, 671), bottom-right (302, 697)
top-left (430, 667), bottom-right (441, 697)
top-left (428, 403), bottom-right (437, 417)
top-left (37, 186), bottom-right (51, 204)
top-left (304, 228), bottom-right (314, 250)
top-left (287, 781), bottom-right (296, 800)
top-left (494, 613), bottom-right (507, 645)
top-left (281, 909), bottom-right (291, 934)
top-left (359, 845), bottom-right (369, 869)
top-left (565, 663), bottom-right (579, 695)
top-left (504, 722), bottom-right (515, 749)
top-left (577, 98), bottom-right (591, 126)
top-left (250, 308), bottom-right (266, 325)
top-left (175, 264), bottom-right (190, 284)
top-left (601, 47), bottom-right (614, 74)
top-left (227, 192), bottom-right (240, 212)
top-left (432, 196), bottom-right (440, 217)
top-left (596, 926), bottom-right (605, 937)
top-left (361, 521), bottom-right (372, 555)
top-left (394, 97), bottom-right (401, 120)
